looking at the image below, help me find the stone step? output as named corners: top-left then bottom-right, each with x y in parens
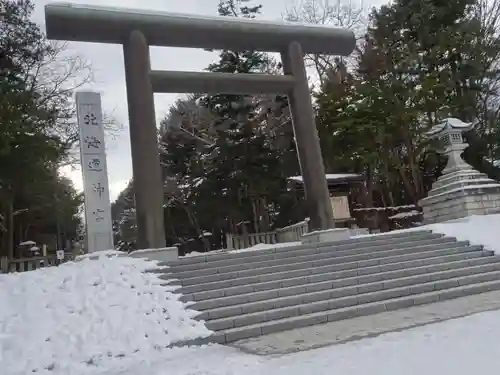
top-left (210, 278), bottom-right (500, 343)
top-left (189, 254), bottom-right (500, 309)
top-left (166, 230), bottom-right (436, 267)
top-left (167, 236), bottom-right (457, 280)
top-left (166, 235), bottom-right (451, 278)
top-left (177, 249), bottom-right (491, 296)
top-left (204, 269), bottom-right (500, 333)
top-left (163, 243), bottom-right (477, 286)
top-left (196, 260), bottom-right (500, 320)
top-left (166, 232), bottom-right (443, 273)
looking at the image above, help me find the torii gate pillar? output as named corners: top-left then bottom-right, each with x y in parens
top-left (44, 3), bottom-right (356, 248)
top-left (123, 30), bottom-right (166, 249)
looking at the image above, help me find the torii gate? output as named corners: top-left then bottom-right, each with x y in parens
top-left (44, 3), bottom-right (355, 250)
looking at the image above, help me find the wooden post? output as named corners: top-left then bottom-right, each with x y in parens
top-left (0, 257), bottom-right (8, 273)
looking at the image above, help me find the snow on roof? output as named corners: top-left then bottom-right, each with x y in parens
top-left (18, 240), bottom-right (36, 246)
top-left (288, 173), bottom-right (363, 184)
top-left (485, 157), bottom-right (500, 167)
top-left (426, 117), bottom-right (474, 137)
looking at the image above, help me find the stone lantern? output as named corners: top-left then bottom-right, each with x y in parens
top-left (429, 118), bottom-right (474, 174)
top-left (419, 118), bottom-right (500, 223)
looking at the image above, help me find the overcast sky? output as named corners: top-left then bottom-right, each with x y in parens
top-left (33, 0), bottom-right (382, 201)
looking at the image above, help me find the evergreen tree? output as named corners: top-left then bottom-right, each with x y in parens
top-left (315, 0), bottom-right (500, 206)
top-left (155, 0), bottom-right (302, 250)
top-left (0, 0), bottom-right (77, 257)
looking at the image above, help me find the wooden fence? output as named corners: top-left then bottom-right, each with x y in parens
top-left (0, 254), bottom-right (75, 274)
top-left (224, 220), bottom-right (374, 250)
top-left (226, 220), bottom-right (309, 250)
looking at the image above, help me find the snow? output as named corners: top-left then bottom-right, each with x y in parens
top-left (3, 214), bottom-right (500, 375)
top-left (445, 117), bottom-right (473, 128)
top-left (355, 214), bottom-right (500, 255)
top-left (6, 306), bottom-right (500, 375)
top-left (389, 210), bottom-right (421, 219)
top-left (424, 183), bottom-right (500, 200)
top-left (426, 117), bottom-right (474, 136)
top-left (423, 214), bottom-right (500, 254)
top-left (75, 249), bottom-right (126, 260)
top-left (288, 173), bottom-right (362, 184)
top-left (19, 240), bottom-right (36, 246)
top-left (353, 205), bottom-right (416, 211)
top-left (104, 309), bottom-right (500, 374)
top-left (430, 178), bottom-right (496, 192)
top-left (181, 241), bottom-right (301, 258)
top-left (0, 255), bottom-right (211, 375)
top-left (129, 246), bottom-right (177, 255)
top-left (244, 242), bottom-right (301, 251)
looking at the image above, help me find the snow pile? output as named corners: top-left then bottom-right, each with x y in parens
top-left (355, 214), bottom-right (500, 254)
top-left (0, 253), bottom-right (211, 375)
top-left (181, 241), bottom-right (301, 258)
top-left (244, 242), bottom-right (301, 251)
top-left (424, 214), bottom-right (500, 254)
top-left (75, 249), bottom-right (126, 260)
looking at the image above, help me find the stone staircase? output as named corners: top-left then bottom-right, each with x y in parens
top-left (159, 230), bottom-right (500, 344)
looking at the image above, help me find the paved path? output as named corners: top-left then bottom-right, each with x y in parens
top-left (231, 290), bottom-right (500, 355)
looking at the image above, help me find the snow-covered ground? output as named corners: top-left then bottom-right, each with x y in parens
top-left (97, 310), bottom-right (500, 375)
top-left (181, 241), bottom-right (301, 258)
top-left (0, 254), bottom-right (210, 375)
top-left (423, 213), bottom-right (500, 254)
top-left (2, 214), bottom-right (500, 375)
top-left (354, 213), bottom-right (500, 254)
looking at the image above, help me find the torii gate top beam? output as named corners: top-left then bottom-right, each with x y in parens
top-left (44, 3), bottom-right (355, 56)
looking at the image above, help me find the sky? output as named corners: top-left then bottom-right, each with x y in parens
top-left (32, 0), bottom-right (381, 201)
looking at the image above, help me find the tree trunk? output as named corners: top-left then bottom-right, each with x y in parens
top-left (251, 199), bottom-right (259, 233)
top-left (366, 166), bottom-right (375, 207)
top-left (398, 167), bottom-right (418, 205)
top-left (404, 129), bottom-right (424, 200)
top-left (6, 200), bottom-right (14, 259)
top-left (183, 203), bottom-right (210, 252)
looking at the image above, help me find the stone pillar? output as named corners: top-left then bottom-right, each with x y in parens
top-left (123, 30), bottom-right (166, 249)
top-left (281, 41), bottom-right (334, 231)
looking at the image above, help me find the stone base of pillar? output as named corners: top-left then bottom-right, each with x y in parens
top-left (301, 228), bottom-right (350, 244)
top-left (419, 168), bottom-right (500, 224)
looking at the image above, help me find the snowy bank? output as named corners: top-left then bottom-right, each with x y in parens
top-left (181, 241), bottom-right (301, 258)
top-left (0, 254), bottom-right (211, 374)
top-left (423, 214), bottom-right (500, 254)
top-left (356, 214), bottom-right (500, 255)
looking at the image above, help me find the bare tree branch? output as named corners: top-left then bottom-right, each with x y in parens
top-left (21, 40), bottom-right (124, 167)
top-left (283, 0), bottom-right (369, 85)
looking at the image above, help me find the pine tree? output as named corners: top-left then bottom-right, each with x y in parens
top-left (0, 0), bottom-right (69, 257)
top-left (157, 0), bottom-right (301, 248)
top-left (314, 0), bottom-right (497, 206)
top-left (201, 0), bottom-right (270, 130)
